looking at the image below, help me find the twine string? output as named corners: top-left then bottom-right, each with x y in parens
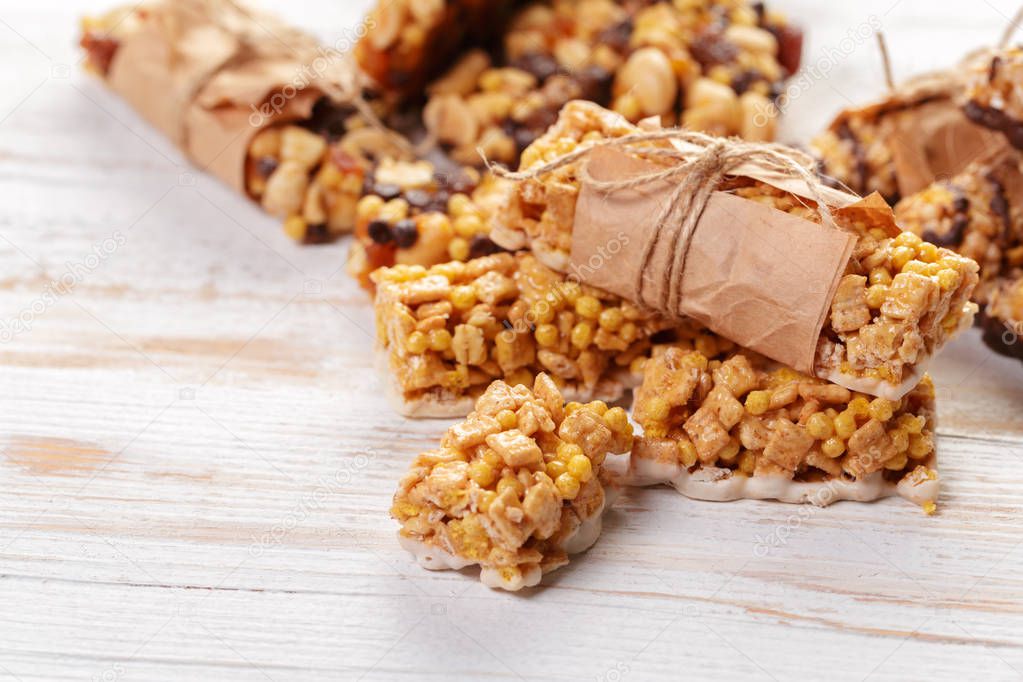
top-left (488, 129), bottom-right (834, 313)
top-left (1000, 3), bottom-right (1023, 48)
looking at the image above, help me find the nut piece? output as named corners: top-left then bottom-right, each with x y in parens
top-left (614, 47), bottom-right (678, 118)
top-left (424, 94), bottom-right (480, 148)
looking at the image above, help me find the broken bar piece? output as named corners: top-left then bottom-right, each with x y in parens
top-left (392, 373), bottom-right (633, 590)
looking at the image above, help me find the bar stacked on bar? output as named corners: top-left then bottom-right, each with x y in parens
top-left (371, 252), bottom-right (676, 417)
top-left (895, 149), bottom-right (1023, 359)
top-left (628, 339), bottom-right (940, 511)
top-left (392, 373), bottom-right (633, 590)
top-left (962, 46), bottom-right (1023, 150)
top-left (495, 101), bottom-right (980, 398)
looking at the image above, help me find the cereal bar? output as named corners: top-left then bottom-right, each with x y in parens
top-left (81, 0), bottom-right (409, 244)
top-left (629, 333), bottom-right (940, 511)
top-left (495, 101), bottom-right (980, 398)
top-left (413, 0), bottom-right (801, 167)
top-left (392, 373), bottom-right (633, 590)
top-left (371, 252), bottom-right (675, 417)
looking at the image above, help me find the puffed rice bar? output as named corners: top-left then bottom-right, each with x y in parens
top-left (371, 252), bottom-right (675, 417)
top-left (392, 373), bottom-right (633, 590)
top-left (496, 101), bottom-right (980, 397)
top-left (629, 333), bottom-right (940, 512)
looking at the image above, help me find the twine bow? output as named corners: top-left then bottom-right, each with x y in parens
top-left (489, 128), bottom-right (836, 314)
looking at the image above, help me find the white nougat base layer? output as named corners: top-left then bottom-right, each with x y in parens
top-left (629, 456), bottom-right (940, 507)
top-left (398, 498), bottom-right (609, 592)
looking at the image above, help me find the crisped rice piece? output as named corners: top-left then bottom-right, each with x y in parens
top-left (392, 373), bottom-right (633, 591)
top-left (628, 338), bottom-right (940, 512)
top-left (495, 101), bottom-right (980, 399)
top-left (371, 252), bottom-right (676, 417)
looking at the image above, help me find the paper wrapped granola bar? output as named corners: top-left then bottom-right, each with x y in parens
top-left (371, 252), bottom-right (675, 418)
top-left (812, 71), bottom-right (1001, 203)
top-left (392, 373), bottom-right (633, 591)
top-left (629, 337), bottom-right (940, 512)
top-left (80, 0), bottom-right (408, 243)
top-left (493, 101), bottom-right (980, 400)
top-left (895, 148), bottom-right (1023, 359)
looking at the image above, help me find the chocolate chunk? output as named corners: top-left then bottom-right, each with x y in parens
top-left (732, 70), bottom-right (763, 95)
top-left (510, 53), bottom-right (560, 82)
top-left (256, 156), bottom-right (279, 178)
top-left (368, 219), bottom-right (394, 244)
top-left (373, 183), bottom-right (402, 201)
top-left (980, 311), bottom-right (1023, 360)
top-left (393, 219), bottom-right (419, 248)
top-left (690, 29), bottom-right (739, 68)
top-left (468, 235), bottom-right (502, 259)
top-left (303, 223), bottom-right (331, 245)
top-left (575, 65), bottom-right (614, 103)
top-left (598, 19), bottom-right (633, 54)
top-left (304, 97), bottom-right (357, 140)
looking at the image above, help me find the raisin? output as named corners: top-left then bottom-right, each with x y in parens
top-left (368, 220), bottom-right (394, 244)
top-left (393, 219), bottom-right (419, 248)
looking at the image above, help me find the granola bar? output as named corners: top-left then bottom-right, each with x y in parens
top-left (81, 0), bottom-right (409, 244)
top-left (346, 162), bottom-right (512, 289)
top-left (894, 149), bottom-right (1023, 359)
top-left (371, 252), bottom-right (675, 417)
top-left (963, 46), bottom-right (1023, 150)
top-left (495, 101), bottom-right (980, 399)
top-left (628, 333), bottom-right (940, 512)
top-left (413, 0), bottom-right (801, 169)
top-left (392, 373), bottom-right (633, 590)
top-left (812, 71), bottom-right (1000, 204)
top-left (355, 0), bottom-right (524, 98)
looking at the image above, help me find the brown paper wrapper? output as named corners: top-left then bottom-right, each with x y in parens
top-left (888, 99), bottom-right (1004, 197)
top-left (101, 0), bottom-right (360, 192)
top-left (826, 71), bottom-right (1003, 198)
top-left (570, 147), bottom-right (865, 374)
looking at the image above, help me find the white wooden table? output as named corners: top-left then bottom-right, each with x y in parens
top-left (1, 1), bottom-right (1022, 680)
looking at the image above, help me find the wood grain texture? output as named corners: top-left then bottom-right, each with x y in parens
top-left (0, 0), bottom-right (1021, 680)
